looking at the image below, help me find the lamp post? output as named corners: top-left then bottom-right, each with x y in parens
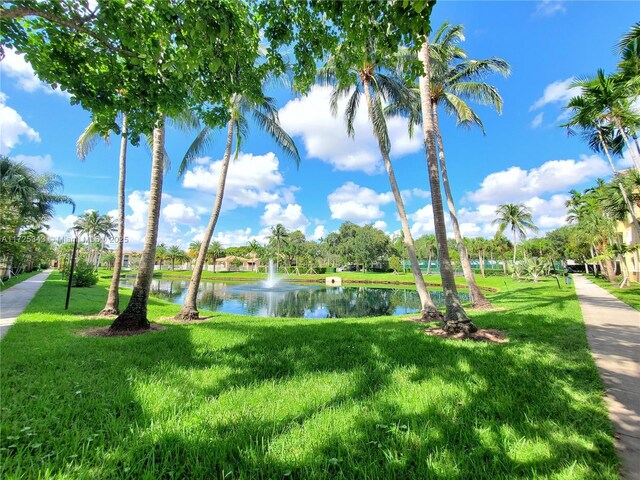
top-left (64, 229), bottom-right (80, 310)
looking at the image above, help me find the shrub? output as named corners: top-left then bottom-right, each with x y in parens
top-left (61, 259), bottom-right (98, 287)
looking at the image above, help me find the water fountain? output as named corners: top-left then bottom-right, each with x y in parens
top-left (263, 259), bottom-right (279, 289)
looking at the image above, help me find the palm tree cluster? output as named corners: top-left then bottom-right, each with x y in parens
top-left (566, 172), bottom-right (640, 287)
top-left (0, 156), bottom-right (74, 278)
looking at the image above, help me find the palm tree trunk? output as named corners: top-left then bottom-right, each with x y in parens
top-left (176, 118), bottom-right (234, 320)
top-left (426, 252), bottom-right (432, 275)
top-left (110, 121), bottom-right (165, 331)
top-left (418, 39), bottom-right (476, 334)
top-left (512, 229), bottom-right (517, 265)
top-left (432, 103), bottom-right (491, 309)
top-left (479, 252), bottom-right (486, 278)
top-left (614, 117), bottom-right (640, 173)
top-left (501, 255), bottom-right (507, 275)
top-left (361, 76), bottom-right (439, 318)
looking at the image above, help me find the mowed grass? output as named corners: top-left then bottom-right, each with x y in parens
top-left (0, 270), bottom-right (42, 292)
top-left (0, 275), bottom-right (617, 479)
top-left (589, 275), bottom-right (640, 311)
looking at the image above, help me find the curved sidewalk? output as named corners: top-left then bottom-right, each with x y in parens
top-left (573, 274), bottom-right (640, 479)
top-left (0, 270), bottom-right (52, 340)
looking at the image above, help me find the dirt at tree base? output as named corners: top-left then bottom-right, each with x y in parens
top-left (424, 326), bottom-right (509, 343)
top-left (78, 324), bottom-right (165, 337)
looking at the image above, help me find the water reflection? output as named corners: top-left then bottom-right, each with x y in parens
top-left (122, 279), bottom-right (469, 318)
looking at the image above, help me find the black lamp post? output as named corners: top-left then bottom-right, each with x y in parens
top-left (64, 229), bottom-right (80, 310)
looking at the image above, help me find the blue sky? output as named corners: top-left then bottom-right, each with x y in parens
top-left (1, 0), bottom-right (637, 250)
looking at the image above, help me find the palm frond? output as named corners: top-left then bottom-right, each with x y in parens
top-left (177, 126), bottom-right (215, 177)
top-left (449, 82), bottom-right (503, 113)
top-left (251, 108), bottom-right (301, 167)
top-left (344, 88), bottom-right (361, 138)
top-left (76, 121), bottom-right (109, 160)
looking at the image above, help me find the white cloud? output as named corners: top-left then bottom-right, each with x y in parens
top-left (209, 228), bottom-right (268, 248)
top-left (531, 112), bottom-right (544, 129)
top-left (373, 220), bottom-right (387, 231)
top-left (260, 203), bottom-right (310, 232)
top-left (534, 0), bottom-right (566, 17)
top-left (407, 205), bottom-right (435, 237)
top-left (328, 182), bottom-right (393, 223)
top-left (617, 148), bottom-right (640, 170)
top-left (530, 78), bottom-right (580, 111)
top-left (0, 49), bottom-right (69, 97)
top-left (44, 214), bottom-right (78, 241)
top-left (162, 202), bottom-right (200, 226)
top-left (182, 152), bottom-right (297, 209)
top-left (279, 85), bottom-right (422, 174)
top-left (308, 225), bottom-right (326, 241)
top-left (12, 154), bottom-right (52, 173)
top-left (0, 96), bottom-right (40, 154)
top-left (466, 155), bottom-right (609, 204)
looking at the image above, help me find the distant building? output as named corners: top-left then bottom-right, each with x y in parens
top-left (213, 254), bottom-right (261, 272)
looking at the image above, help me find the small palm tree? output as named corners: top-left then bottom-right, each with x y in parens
top-left (493, 204), bottom-right (539, 265)
top-left (155, 243), bottom-right (168, 270)
top-left (207, 241), bottom-right (225, 273)
top-left (166, 245), bottom-right (188, 271)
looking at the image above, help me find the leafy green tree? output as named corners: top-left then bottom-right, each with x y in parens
top-left (207, 241), bottom-right (225, 273)
top-left (166, 246), bottom-right (188, 271)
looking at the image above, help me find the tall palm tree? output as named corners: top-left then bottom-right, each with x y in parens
top-left (574, 71), bottom-right (640, 172)
top-left (418, 36), bottom-right (477, 334)
top-left (77, 115), bottom-right (128, 315)
top-left (110, 122), bottom-right (166, 331)
top-left (493, 204), bottom-right (539, 265)
top-left (317, 38), bottom-right (441, 319)
top-left (174, 87), bottom-right (300, 320)
top-left (410, 23), bottom-right (509, 309)
top-left (563, 88), bottom-right (640, 237)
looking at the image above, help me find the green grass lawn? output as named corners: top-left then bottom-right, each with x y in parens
top-left (0, 275), bottom-right (617, 479)
top-left (588, 275), bottom-right (640, 311)
top-left (0, 270), bottom-right (42, 292)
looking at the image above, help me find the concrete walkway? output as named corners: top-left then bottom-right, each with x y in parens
top-left (0, 269), bottom-right (52, 340)
top-left (573, 274), bottom-right (640, 479)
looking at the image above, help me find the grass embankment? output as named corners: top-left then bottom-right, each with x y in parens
top-left (0, 275), bottom-right (617, 479)
top-left (589, 275), bottom-right (640, 311)
top-left (0, 270), bottom-right (42, 292)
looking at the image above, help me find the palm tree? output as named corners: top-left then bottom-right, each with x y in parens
top-left (72, 211), bottom-right (115, 266)
top-left (493, 204), bottom-right (539, 265)
top-left (270, 224), bottom-right (289, 270)
top-left (174, 83), bottom-right (300, 320)
top-left (110, 122), bottom-right (166, 331)
top-left (155, 243), bottom-right (168, 270)
top-left (317, 38), bottom-right (440, 319)
top-left (207, 241), bottom-right (225, 273)
top-left (166, 245), bottom-right (188, 270)
top-left (491, 235), bottom-right (512, 275)
top-left (563, 87), bottom-right (640, 238)
top-left (402, 23), bottom-right (509, 309)
top-left (418, 36), bottom-right (477, 334)
top-left (77, 114), bottom-right (127, 314)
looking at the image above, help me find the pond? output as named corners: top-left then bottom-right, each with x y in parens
top-left (121, 278), bottom-right (469, 319)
